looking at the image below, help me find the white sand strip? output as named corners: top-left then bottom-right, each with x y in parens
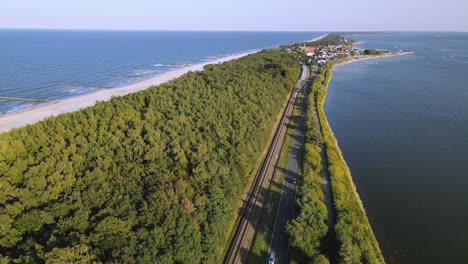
top-left (304, 34), bottom-right (328, 42)
top-left (0, 50), bottom-right (260, 133)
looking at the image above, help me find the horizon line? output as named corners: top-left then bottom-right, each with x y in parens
top-left (0, 27), bottom-right (467, 33)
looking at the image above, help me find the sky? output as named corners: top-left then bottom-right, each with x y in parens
top-left (1, 0), bottom-right (467, 31)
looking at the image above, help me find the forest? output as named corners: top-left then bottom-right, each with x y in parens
top-left (364, 49), bottom-right (386, 55)
top-left (0, 49), bottom-right (300, 263)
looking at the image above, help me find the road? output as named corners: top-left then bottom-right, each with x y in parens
top-left (268, 65), bottom-right (311, 264)
top-left (223, 63), bottom-right (309, 264)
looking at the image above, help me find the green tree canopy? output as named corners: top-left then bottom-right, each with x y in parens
top-left (0, 49), bottom-right (300, 263)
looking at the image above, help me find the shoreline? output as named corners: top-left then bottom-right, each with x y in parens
top-left (314, 55), bottom-right (396, 263)
top-left (335, 52), bottom-right (414, 66)
top-left (0, 35), bottom-right (328, 134)
top-left (314, 53), bottom-right (412, 262)
top-left (325, 53), bottom-right (413, 208)
top-left (0, 50), bottom-right (260, 133)
top-left (305, 34), bottom-right (328, 42)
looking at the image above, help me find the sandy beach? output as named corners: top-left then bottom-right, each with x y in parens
top-left (0, 34), bottom-right (329, 133)
top-left (305, 34), bottom-right (328, 42)
top-left (0, 50), bottom-right (260, 133)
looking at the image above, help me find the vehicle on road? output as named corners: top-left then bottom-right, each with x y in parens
top-left (268, 253), bottom-right (276, 264)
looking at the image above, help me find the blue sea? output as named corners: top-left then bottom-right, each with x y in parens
top-left (0, 29), bottom-right (324, 114)
top-left (325, 32), bottom-right (468, 263)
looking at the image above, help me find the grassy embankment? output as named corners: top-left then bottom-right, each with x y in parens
top-left (315, 61), bottom-right (385, 264)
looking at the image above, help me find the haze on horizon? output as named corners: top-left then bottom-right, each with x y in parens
top-left (1, 0), bottom-right (467, 32)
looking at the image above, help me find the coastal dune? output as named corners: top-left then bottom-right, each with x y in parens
top-left (0, 50), bottom-right (259, 133)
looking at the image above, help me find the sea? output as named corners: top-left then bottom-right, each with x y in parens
top-left (0, 29), bottom-right (324, 114)
top-left (325, 32), bottom-right (468, 263)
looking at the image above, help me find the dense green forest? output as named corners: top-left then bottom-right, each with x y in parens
top-left (364, 49), bottom-right (385, 55)
top-left (0, 49), bottom-right (299, 263)
top-left (314, 62), bottom-right (385, 264)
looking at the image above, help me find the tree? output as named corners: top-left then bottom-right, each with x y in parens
top-left (44, 245), bottom-right (98, 264)
top-left (312, 255), bottom-right (331, 264)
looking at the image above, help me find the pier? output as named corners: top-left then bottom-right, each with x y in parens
top-left (61, 83), bottom-right (116, 89)
top-left (0, 97), bottom-right (51, 103)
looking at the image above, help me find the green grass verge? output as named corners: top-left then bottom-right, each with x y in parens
top-left (247, 88), bottom-right (305, 263)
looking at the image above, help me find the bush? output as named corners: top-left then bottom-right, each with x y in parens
top-left (312, 254), bottom-right (331, 264)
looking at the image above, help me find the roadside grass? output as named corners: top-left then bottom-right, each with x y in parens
top-left (247, 88), bottom-right (305, 263)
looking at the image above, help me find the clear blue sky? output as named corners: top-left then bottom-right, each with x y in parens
top-left (1, 0), bottom-right (467, 31)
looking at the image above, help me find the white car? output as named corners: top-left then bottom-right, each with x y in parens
top-left (268, 253), bottom-right (276, 264)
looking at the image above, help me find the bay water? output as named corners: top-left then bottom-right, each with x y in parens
top-left (325, 32), bottom-right (468, 263)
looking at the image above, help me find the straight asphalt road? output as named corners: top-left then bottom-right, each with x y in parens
top-left (268, 64), bottom-right (311, 264)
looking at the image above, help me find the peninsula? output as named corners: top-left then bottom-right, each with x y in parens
top-left (281, 34), bottom-right (411, 264)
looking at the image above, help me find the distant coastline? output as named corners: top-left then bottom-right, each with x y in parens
top-left (305, 34), bottom-right (328, 43)
top-left (335, 51), bottom-right (414, 66)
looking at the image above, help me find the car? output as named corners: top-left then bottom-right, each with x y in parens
top-left (268, 253), bottom-right (276, 264)
top-left (292, 178), bottom-right (297, 185)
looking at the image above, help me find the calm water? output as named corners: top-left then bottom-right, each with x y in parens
top-left (325, 32), bottom-right (468, 263)
top-left (0, 29), bottom-right (324, 114)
